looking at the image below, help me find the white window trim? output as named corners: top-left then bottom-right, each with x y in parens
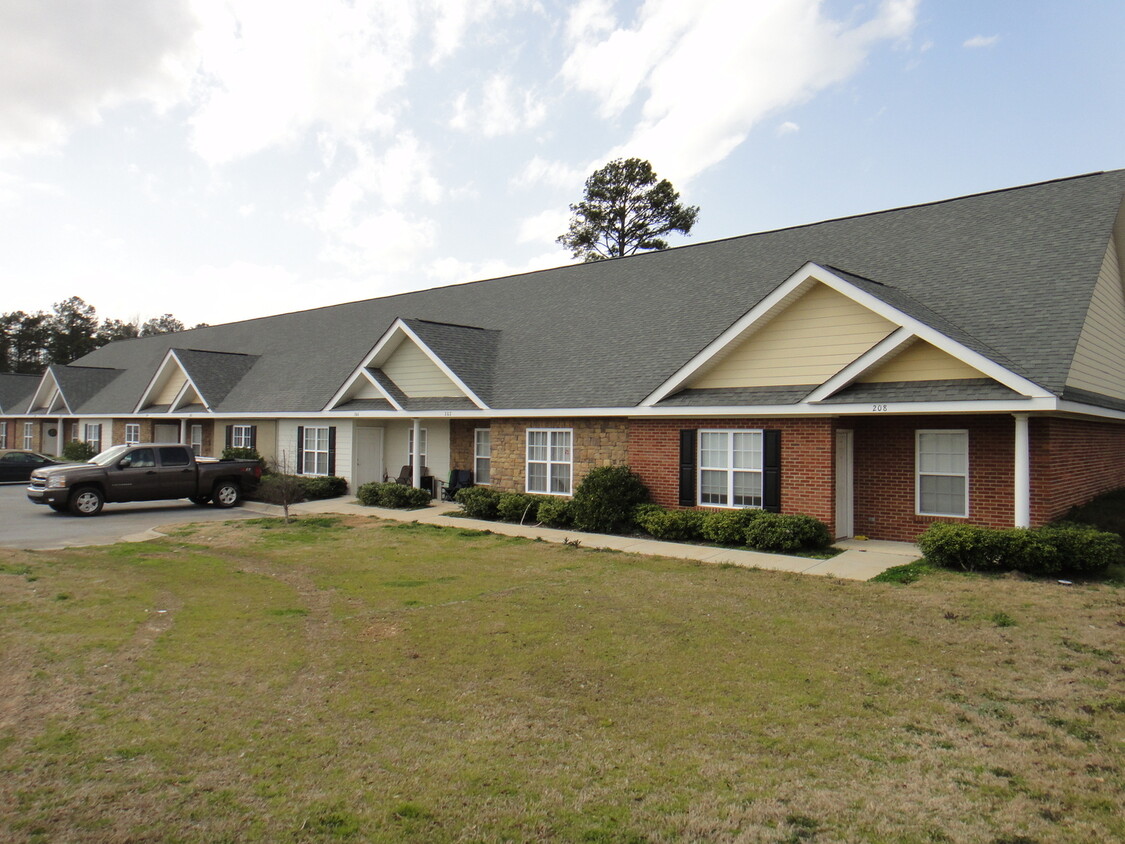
top-left (697, 429), bottom-right (765, 509)
top-left (916, 429), bottom-right (970, 518)
top-left (124, 423), bottom-right (141, 446)
top-left (407, 427), bottom-right (428, 468)
top-left (474, 428), bottom-right (491, 485)
top-left (190, 424), bottom-right (203, 456)
top-left (231, 425), bottom-right (254, 449)
top-left (526, 428), bottom-right (573, 496)
top-left (84, 423), bottom-right (102, 453)
top-left (301, 426), bottom-right (330, 477)
top-left (23, 422), bottom-right (34, 449)
top-left (0, 425), bottom-right (6, 449)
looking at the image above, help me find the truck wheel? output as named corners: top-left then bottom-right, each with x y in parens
top-left (212, 482), bottom-right (241, 508)
top-left (189, 495), bottom-right (211, 506)
top-left (69, 487), bottom-right (104, 516)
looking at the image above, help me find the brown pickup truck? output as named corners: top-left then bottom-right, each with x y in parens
top-left (27, 443), bottom-right (262, 516)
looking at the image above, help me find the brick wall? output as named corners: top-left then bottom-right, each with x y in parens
top-left (627, 417), bottom-right (838, 531)
top-left (1031, 416), bottom-right (1125, 523)
top-left (485, 418), bottom-right (628, 494)
top-left (449, 420), bottom-right (478, 474)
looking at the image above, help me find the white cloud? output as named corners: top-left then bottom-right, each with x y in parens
top-left (0, 0), bottom-right (199, 157)
top-left (564, 0), bottom-right (919, 184)
top-left (777, 121), bottom-right (800, 136)
top-left (517, 208), bottom-right (570, 245)
top-left (450, 74), bottom-right (546, 136)
top-left (425, 247), bottom-right (570, 287)
top-left (511, 156), bottom-right (586, 190)
top-left (428, 0), bottom-right (533, 64)
top-left (963, 34), bottom-right (999, 49)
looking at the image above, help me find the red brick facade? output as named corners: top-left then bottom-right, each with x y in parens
top-left (1031, 416), bottom-right (1125, 524)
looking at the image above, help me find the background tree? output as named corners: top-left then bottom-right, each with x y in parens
top-left (0, 311), bottom-right (50, 373)
top-left (557, 157), bottom-right (699, 262)
top-left (141, 314), bottom-right (186, 336)
top-left (95, 318), bottom-right (140, 347)
top-left (48, 297), bottom-right (99, 364)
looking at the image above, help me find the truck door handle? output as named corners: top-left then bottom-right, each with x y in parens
top-left (146, 470), bottom-right (157, 475)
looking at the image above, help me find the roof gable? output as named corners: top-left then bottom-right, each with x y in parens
top-left (135, 348), bottom-right (259, 412)
top-left (1066, 236), bottom-right (1125, 402)
top-left (0, 372), bottom-right (40, 413)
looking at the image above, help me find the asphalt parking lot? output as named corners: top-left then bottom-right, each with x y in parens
top-left (0, 482), bottom-right (258, 551)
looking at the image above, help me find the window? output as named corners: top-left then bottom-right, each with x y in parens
top-left (0, 425), bottom-right (6, 448)
top-left (231, 425), bottom-right (255, 449)
top-left (301, 426), bottom-right (330, 476)
top-left (474, 428), bottom-right (491, 484)
top-left (84, 423), bottom-right (102, 454)
top-left (159, 446), bottom-right (191, 466)
top-left (190, 424), bottom-right (203, 456)
top-left (124, 423), bottom-right (141, 445)
top-left (23, 422), bottom-right (34, 449)
top-left (526, 428), bottom-right (572, 495)
top-left (407, 427), bottom-right (428, 467)
top-left (698, 430), bottom-right (763, 508)
top-left (916, 430), bottom-right (968, 517)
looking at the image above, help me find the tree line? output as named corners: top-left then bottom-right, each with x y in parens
top-left (0, 297), bottom-right (202, 374)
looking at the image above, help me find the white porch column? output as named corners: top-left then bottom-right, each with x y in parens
top-left (180, 419), bottom-right (188, 445)
top-left (1013, 412), bottom-right (1030, 528)
top-left (411, 419), bottom-right (422, 488)
top-left (57, 419), bottom-right (64, 457)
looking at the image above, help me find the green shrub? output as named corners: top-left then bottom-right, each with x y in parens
top-left (700, 509), bottom-right (766, 545)
top-left (571, 466), bottom-right (650, 534)
top-left (298, 475), bottom-right (348, 500)
top-left (743, 513), bottom-right (831, 552)
top-left (454, 486), bottom-right (501, 519)
top-left (497, 492), bottom-right (542, 523)
top-left (223, 446), bottom-right (265, 467)
top-left (639, 508), bottom-right (705, 542)
top-left (537, 497), bottom-right (574, 527)
top-left (356, 482), bottom-right (430, 509)
top-left (918, 522), bottom-right (1120, 576)
top-left (62, 440), bottom-right (97, 461)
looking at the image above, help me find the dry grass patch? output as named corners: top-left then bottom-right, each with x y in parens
top-left (0, 516), bottom-right (1121, 843)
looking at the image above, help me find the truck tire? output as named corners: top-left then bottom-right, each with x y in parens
top-left (69, 486), bottom-right (104, 516)
top-left (189, 495), bottom-right (211, 506)
top-left (212, 481), bottom-right (241, 508)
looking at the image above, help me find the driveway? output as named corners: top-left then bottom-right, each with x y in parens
top-left (0, 483), bottom-right (258, 551)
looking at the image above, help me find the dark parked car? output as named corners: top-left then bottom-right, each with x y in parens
top-left (0, 449), bottom-right (62, 482)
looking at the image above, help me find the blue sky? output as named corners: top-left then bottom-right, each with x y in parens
top-left (2, 0), bottom-right (1124, 329)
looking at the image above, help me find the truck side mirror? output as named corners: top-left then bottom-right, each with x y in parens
top-left (118, 457), bottom-right (132, 469)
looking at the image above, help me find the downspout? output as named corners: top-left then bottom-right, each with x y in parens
top-left (412, 419), bottom-right (422, 489)
top-left (1013, 413), bottom-right (1030, 528)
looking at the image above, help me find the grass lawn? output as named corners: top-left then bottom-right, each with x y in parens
top-left (1, 516), bottom-right (1122, 843)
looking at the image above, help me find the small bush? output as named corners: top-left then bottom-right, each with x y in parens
top-left (223, 446), bottom-right (265, 468)
top-left (356, 482), bottom-right (430, 509)
top-left (700, 509), bottom-right (766, 545)
top-left (62, 440), bottom-right (97, 461)
top-left (299, 475), bottom-right (348, 500)
top-left (537, 497), bottom-right (574, 527)
top-left (571, 466), bottom-right (650, 534)
top-left (744, 513), bottom-right (831, 552)
top-left (497, 493), bottom-right (542, 523)
top-left (455, 486), bottom-right (501, 519)
top-left (1028, 524), bottom-right (1120, 575)
top-left (640, 508), bottom-right (705, 542)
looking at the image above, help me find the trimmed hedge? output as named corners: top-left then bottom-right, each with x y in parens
top-left (299, 475), bottom-right (348, 500)
top-left (700, 509), bottom-right (766, 545)
top-left (356, 482), bottom-right (431, 509)
top-left (454, 486), bottom-right (501, 519)
top-left (743, 513), bottom-right (832, 552)
top-left (536, 497), bottom-right (574, 528)
top-left (634, 507), bottom-right (705, 542)
top-left (498, 493), bottom-right (542, 523)
top-left (571, 466), bottom-right (650, 534)
top-left (917, 522), bottom-right (1120, 575)
top-left (63, 440), bottom-right (98, 461)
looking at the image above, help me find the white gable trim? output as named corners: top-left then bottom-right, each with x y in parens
top-left (29, 369), bottom-right (71, 414)
top-left (133, 349), bottom-right (212, 413)
top-left (324, 318), bottom-right (488, 411)
top-left (641, 262), bottom-right (1053, 406)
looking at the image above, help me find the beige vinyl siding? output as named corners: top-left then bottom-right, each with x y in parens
top-left (1065, 238), bottom-right (1125, 400)
top-left (152, 369), bottom-right (188, 405)
top-left (382, 341), bottom-right (462, 397)
top-left (222, 420), bottom-right (277, 463)
top-left (383, 420), bottom-right (451, 482)
top-left (352, 375), bottom-right (386, 400)
top-left (277, 420), bottom-right (352, 481)
top-left (692, 283), bottom-right (896, 388)
top-left (860, 340), bottom-right (984, 383)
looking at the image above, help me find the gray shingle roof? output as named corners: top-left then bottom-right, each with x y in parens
top-left (819, 379), bottom-right (1026, 404)
top-left (401, 319), bottom-right (499, 404)
top-left (66, 170), bottom-right (1125, 413)
top-left (174, 349), bottom-right (260, 408)
top-left (0, 373), bottom-right (40, 413)
top-left (657, 386), bottom-right (812, 406)
top-left (50, 365), bottom-right (125, 412)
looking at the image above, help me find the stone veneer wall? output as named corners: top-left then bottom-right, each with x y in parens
top-left (484, 418), bottom-right (629, 494)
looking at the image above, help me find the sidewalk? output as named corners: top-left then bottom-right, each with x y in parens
top-left (240, 498), bottom-right (921, 582)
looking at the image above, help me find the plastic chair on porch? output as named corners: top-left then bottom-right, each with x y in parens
top-left (439, 469), bottom-right (474, 501)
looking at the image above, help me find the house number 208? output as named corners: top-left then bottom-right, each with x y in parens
top-left (871, 404), bottom-right (889, 412)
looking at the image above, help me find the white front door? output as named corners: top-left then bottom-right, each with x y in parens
top-left (154, 423), bottom-right (179, 443)
top-left (834, 429), bottom-right (854, 540)
top-left (42, 423), bottom-right (59, 455)
top-left (354, 427), bottom-right (384, 487)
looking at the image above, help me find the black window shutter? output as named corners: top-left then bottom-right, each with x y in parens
top-left (224, 425), bottom-right (232, 448)
top-left (763, 429), bottom-right (781, 513)
top-left (328, 427), bottom-right (336, 476)
top-left (295, 426), bottom-right (304, 474)
top-left (249, 426), bottom-right (257, 449)
top-left (678, 429), bottom-right (696, 507)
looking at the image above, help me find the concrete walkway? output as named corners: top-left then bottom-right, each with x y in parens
top-left (235, 498), bottom-right (921, 581)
